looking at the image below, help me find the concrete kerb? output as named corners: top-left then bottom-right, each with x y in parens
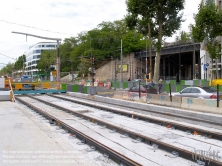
top-left (181, 97), bottom-right (222, 115)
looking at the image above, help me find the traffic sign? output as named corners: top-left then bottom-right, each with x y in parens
top-left (206, 63), bottom-right (209, 67)
top-left (203, 64), bottom-right (206, 70)
top-left (52, 70), bottom-right (57, 76)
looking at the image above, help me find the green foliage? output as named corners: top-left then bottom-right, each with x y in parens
top-left (14, 54), bottom-right (26, 71)
top-left (125, 0), bottom-right (185, 81)
top-left (70, 19), bottom-right (145, 74)
top-left (77, 56), bottom-right (91, 77)
top-left (5, 20), bottom-right (146, 76)
top-left (125, 0), bottom-right (185, 51)
top-left (175, 31), bottom-right (192, 44)
top-left (191, 2), bottom-right (222, 60)
top-left (0, 63), bottom-right (14, 76)
top-left (60, 37), bottom-right (79, 72)
top-left (37, 50), bottom-right (56, 74)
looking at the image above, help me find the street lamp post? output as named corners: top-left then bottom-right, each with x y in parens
top-left (90, 38), bottom-right (94, 86)
top-left (120, 39), bottom-right (123, 82)
top-left (145, 36), bottom-right (148, 85)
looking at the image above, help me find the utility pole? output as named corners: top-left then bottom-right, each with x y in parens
top-left (120, 39), bottom-right (123, 82)
top-left (114, 59), bottom-right (116, 90)
top-left (111, 56), bottom-right (113, 80)
top-left (90, 37), bottom-right (94, 86)
top-left (146, 36), bottom-right (148, 85)
top-left (12, 31), bottom-right (61, 82)
top-left (148, 23), bottom-right (152, 80)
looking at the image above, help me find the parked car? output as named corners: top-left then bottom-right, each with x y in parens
top-left (128, 85), bottom-right (157, 94)
top-left (171, 86), bottom-right (222, 99)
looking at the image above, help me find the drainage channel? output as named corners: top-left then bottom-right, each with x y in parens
top-left (49, 94), bottom-right (222, 141)
top-left (26, 95), bottom-right (222, 166)
top-left (16, 96), bottom-right (142, 166)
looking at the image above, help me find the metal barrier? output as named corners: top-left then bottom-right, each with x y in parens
top-left (12, 82), bottom-right (62, 90)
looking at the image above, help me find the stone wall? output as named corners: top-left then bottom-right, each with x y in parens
top-left (90, 52), bottom-right (149, 81)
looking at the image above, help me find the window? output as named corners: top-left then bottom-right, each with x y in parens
top-left (202, 87), bottom-right (217, 92)
top-left (181, 88), bottom-right (191, 93)
top-left (190, 88), bottom-right (201, 93)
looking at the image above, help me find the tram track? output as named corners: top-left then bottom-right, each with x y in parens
top-left (16, 96), bottom-right (143, 166)
top-left (49, 93), bottom-right (222, 141)
top-left (16, 95), bottom-right (222, 166)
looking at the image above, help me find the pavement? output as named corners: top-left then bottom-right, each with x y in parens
top-left (0, 101), bottom-right (102, 166)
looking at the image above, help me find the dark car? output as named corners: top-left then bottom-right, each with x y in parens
top-left (128, 85), bottom-right (157, 94)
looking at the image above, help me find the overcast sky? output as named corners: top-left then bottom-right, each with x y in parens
top-left (0, 0), bottom-right (201, 69)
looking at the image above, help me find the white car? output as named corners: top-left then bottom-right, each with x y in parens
top-left (171, 86), bottom-right (222, 99)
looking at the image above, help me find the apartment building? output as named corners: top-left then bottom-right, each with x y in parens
top-left (24, 42), bottom-right (57, 77)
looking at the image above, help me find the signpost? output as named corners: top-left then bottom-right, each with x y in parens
top-left (203, 64), bottom-right (207, 71)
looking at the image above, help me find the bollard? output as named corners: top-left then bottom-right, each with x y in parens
top-left (217, 84), bottom-right (219, 107)
top-left (139, 80), bottom-right (141, 98)
top-left (169, 83), bottom-right (172, 102)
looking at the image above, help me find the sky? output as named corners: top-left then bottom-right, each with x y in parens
top-left (0, 0), bottom-right (201, 69)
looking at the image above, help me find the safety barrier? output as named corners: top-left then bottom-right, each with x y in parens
top-left (181, 97), bottom-right (222, 114)
top-left (146, 94), bottom-right (182, 108)
top-left (0, 90), bottom-right (11, 101)
top-left (122, 91), bottom-right (147, 102)
top-left (113, 91), bottom-right (221, 114)
top-left (12, 82), bottom-right (62, 90)
top-left (113, 91), bottom-right (123, 99)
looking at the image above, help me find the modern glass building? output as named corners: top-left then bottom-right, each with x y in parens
top-left (24, 42), bottom-right (57, 77)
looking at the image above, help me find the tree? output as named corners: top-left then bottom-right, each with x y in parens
top-left (191, 2), bottom-right (222, 81)
top-left (14, 54), bottom-right (26, 76)
top-left (175, 31), bottom-right (192, 44)
top-left (125, 0), bottom-right (185, 82)
top-left (69, 20), bottom-right (145, 77)
top-left (60, 37), bottom-right (79, 73)
top-left (37, 50), bottom-right (56, 76)
top-left (0, 63), bottom-right (14, 77)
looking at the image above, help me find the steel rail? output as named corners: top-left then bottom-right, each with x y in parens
top-left (49, 94), bottom-right (222, 141)
top-left (24, 95), bottom-right (222, 166)
top-left (15, 96), bottom-right (142, 166)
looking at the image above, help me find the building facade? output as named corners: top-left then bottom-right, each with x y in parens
top-left (24, 42), bottom-right (57, 77)
top-left (200, 0), bottom-right (222, 80)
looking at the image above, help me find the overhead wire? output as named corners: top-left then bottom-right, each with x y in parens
top-left (0, 19), bottom-right (75, 36)
top-left (0, 53), bottom-right (16, 60)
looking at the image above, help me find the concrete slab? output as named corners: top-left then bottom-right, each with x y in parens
top-left (0, 91), bottom-right (10, 101)
top-left (0, 101), bottom-right (117, 166)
